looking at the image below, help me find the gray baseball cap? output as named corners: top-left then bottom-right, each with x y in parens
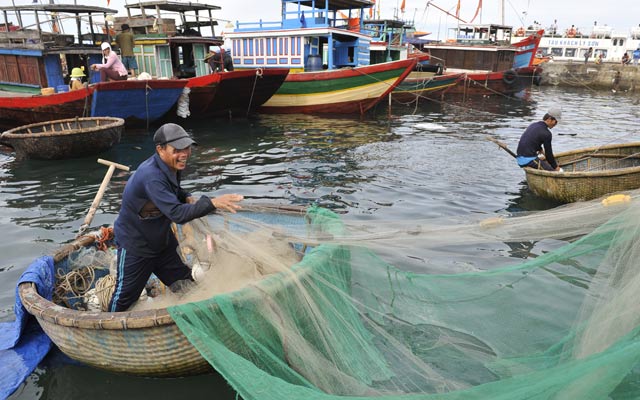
top-left (547, 107), bottom-right (562, 122)
top-left (153, 123), bottom-right (197, 150)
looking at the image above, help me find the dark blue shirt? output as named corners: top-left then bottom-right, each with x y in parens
top-left (114, 153), bottom-right (215, 257)
top-left (516, 121), bottom-right (558, 169)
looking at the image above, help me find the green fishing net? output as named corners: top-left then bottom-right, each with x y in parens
top-left (168, 201), bottom-right (640, 399)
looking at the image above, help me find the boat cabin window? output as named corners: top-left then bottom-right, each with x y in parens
top-left (174, 44), bottom-right (196, 78)
top-left (537, 47), bottom-right (549, 56)
top-left (564, 48), bottom-right (577, 57)
top-left (551, 48), bottom-right (563, 57)
top-left (596, 49), bottom-right (608, 58)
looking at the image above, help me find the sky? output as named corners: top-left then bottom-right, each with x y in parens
top-left (13, 0), bottom-right (640, 40)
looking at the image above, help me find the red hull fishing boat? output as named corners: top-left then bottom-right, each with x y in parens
top-left (0, 88), bottom-right (95, 131)
top-left (417, 1), bottom-right (544, 95)
top-left (422, 24), bottom-right (543, 95)
top-left (119, 1), bottom-right (288, 119)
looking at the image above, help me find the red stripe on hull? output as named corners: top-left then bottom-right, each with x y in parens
top-left (0, 87), bottom-right (94, 130)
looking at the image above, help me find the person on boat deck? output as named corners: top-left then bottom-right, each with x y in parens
top-left (633, 48), bottom-right (640, 66)
top-left (69, 67), bottom-right (85, 91)
top-left (90, 42), bottom-right (128, 82)
top-left (595, 53), bottom-right (603, 65)
top-left (516, 108), bottom-right (562, 172)
top-left (115, 23), bottom-right (138, 77)
top-left (622, 52), bottom-right (631, 65)
top-left (108, 123), bottom-right (244, 312)
top-left (205, 48), bottom-right (234, 73)
top-left (584, 47), bottom-right (593, 64)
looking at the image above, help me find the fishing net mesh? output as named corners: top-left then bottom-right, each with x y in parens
top-left (166, 198), bottom-right (640, 400)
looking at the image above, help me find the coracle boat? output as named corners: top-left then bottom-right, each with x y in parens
top-left (1, 117), bottom-right (124, 160)
top-left (16, 205), bottom-right (332, 376)
top-left (524, 142), bottom-right (640, 203)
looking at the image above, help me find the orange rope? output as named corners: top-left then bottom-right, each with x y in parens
top-left (96, 226), bottom-right (114, 251)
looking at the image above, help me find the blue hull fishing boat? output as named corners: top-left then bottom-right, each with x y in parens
top-left (90, 80), bottom-right (187, 127)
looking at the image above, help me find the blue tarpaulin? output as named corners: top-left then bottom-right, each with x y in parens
top-left (0, 256), bottom-right (54, 400)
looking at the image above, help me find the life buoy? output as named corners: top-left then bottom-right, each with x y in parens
top-left (567, 27), bottom-right (577, 38)
top-left (516, 27), bottom-right (525, 37)
top-left (503, 69), bottom-right (518, 85)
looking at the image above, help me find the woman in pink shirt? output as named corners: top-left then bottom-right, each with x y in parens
top-left (91, 42), bottom-right (128, 82)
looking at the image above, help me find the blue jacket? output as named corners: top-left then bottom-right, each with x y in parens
top-left (114, 153), bottom-right (215, 257)
top-left (516, 121), bottom-right (558, 169)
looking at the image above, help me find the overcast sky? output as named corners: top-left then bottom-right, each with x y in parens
top-left (41, 0), bottom-right (640, 40)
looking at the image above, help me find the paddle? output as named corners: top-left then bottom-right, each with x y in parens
top-left (78, 158), bottom-right (130, 236)
top-left (487, 136), bottom-right (548, 169)
top-left (487, 136), bottom-right (517, 159)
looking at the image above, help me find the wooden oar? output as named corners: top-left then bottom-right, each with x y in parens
top-left (78, 158), bottom-right (130, 236)
top-left (487, 136), bottom-right (517, 159)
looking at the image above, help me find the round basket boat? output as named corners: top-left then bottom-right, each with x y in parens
top-left (0, 116), bottom-right (124, 160)
top-left (524, 142), bottom-right (640, 203)
top-left (18, 205), bottom-right (317, 377)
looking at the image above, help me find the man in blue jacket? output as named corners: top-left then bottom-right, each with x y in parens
top-left (516, 108), bottom-right (562, 172)
top-left (108, 123), bottom-right (243, 312)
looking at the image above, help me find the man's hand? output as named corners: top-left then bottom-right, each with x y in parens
top-left (211, 194), bottom-right (244, 213)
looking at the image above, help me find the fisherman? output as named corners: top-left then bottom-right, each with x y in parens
top-left (68, 67), bottom-right (86, 91)
top-left (205, 47), bottom-right (234, 73)
top-left (633, 48), bottom-right (640, 66)
top-left (115, 23), bottom-right (138, 77)
top-left (622, 52), bottom-right (631, 65)
top-left (516, 108), bottom-right (563, 172)
top-left (90, 42), bottom-right (128, 82)
top-left (107, 123), bottom-right (244, 312)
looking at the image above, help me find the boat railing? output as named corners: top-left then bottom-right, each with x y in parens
top-left (234, 19), bottom-right (283, 32)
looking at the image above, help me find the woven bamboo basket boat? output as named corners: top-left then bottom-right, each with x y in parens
top-left (18, 205), bottom-right (312, 377)
top-left (0, 117), bottom-right (124, 160)
top-left (524, 142), bottom-right (640, 203)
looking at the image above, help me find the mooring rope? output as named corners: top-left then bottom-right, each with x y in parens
top-left (246, 68), bottom-right (263, 116)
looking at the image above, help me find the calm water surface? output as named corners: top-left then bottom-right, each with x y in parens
top-left (2, 86), bottom-right (639, 399)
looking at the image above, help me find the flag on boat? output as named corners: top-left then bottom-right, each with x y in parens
top-left (400, 0), bottom-right (406, 13)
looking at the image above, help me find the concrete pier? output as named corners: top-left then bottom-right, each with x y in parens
top-left (540, 62), bottom-right (640, 92)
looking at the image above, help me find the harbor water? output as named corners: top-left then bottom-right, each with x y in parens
top-left (1, 85), bottom-right (639, 399)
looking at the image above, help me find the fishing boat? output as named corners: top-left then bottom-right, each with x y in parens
top-left (224, 0), bottom-right (417, 114)
top-left (361, 17), bottom-right (464, 101)
top-left (15, 204), bottom-right (325, 377)
top-left (0, 4), bottom-right (111, 130)
top-left (90, 80), bottom-right (187, 127)
top-left (524, 142), bottom-right (640, 203)
top-left (0, 117), bottom-right (124, 160)
top-left (391, 71), bottom-right (464, 102)
top-left (0, 4), bottom-right (189, 129)
top-left (117, 1), bottom-right (289, 118)
top-left (420, 24), bottom-right (543, 95)
top-left (0, 88), bottom-right (95, 131)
